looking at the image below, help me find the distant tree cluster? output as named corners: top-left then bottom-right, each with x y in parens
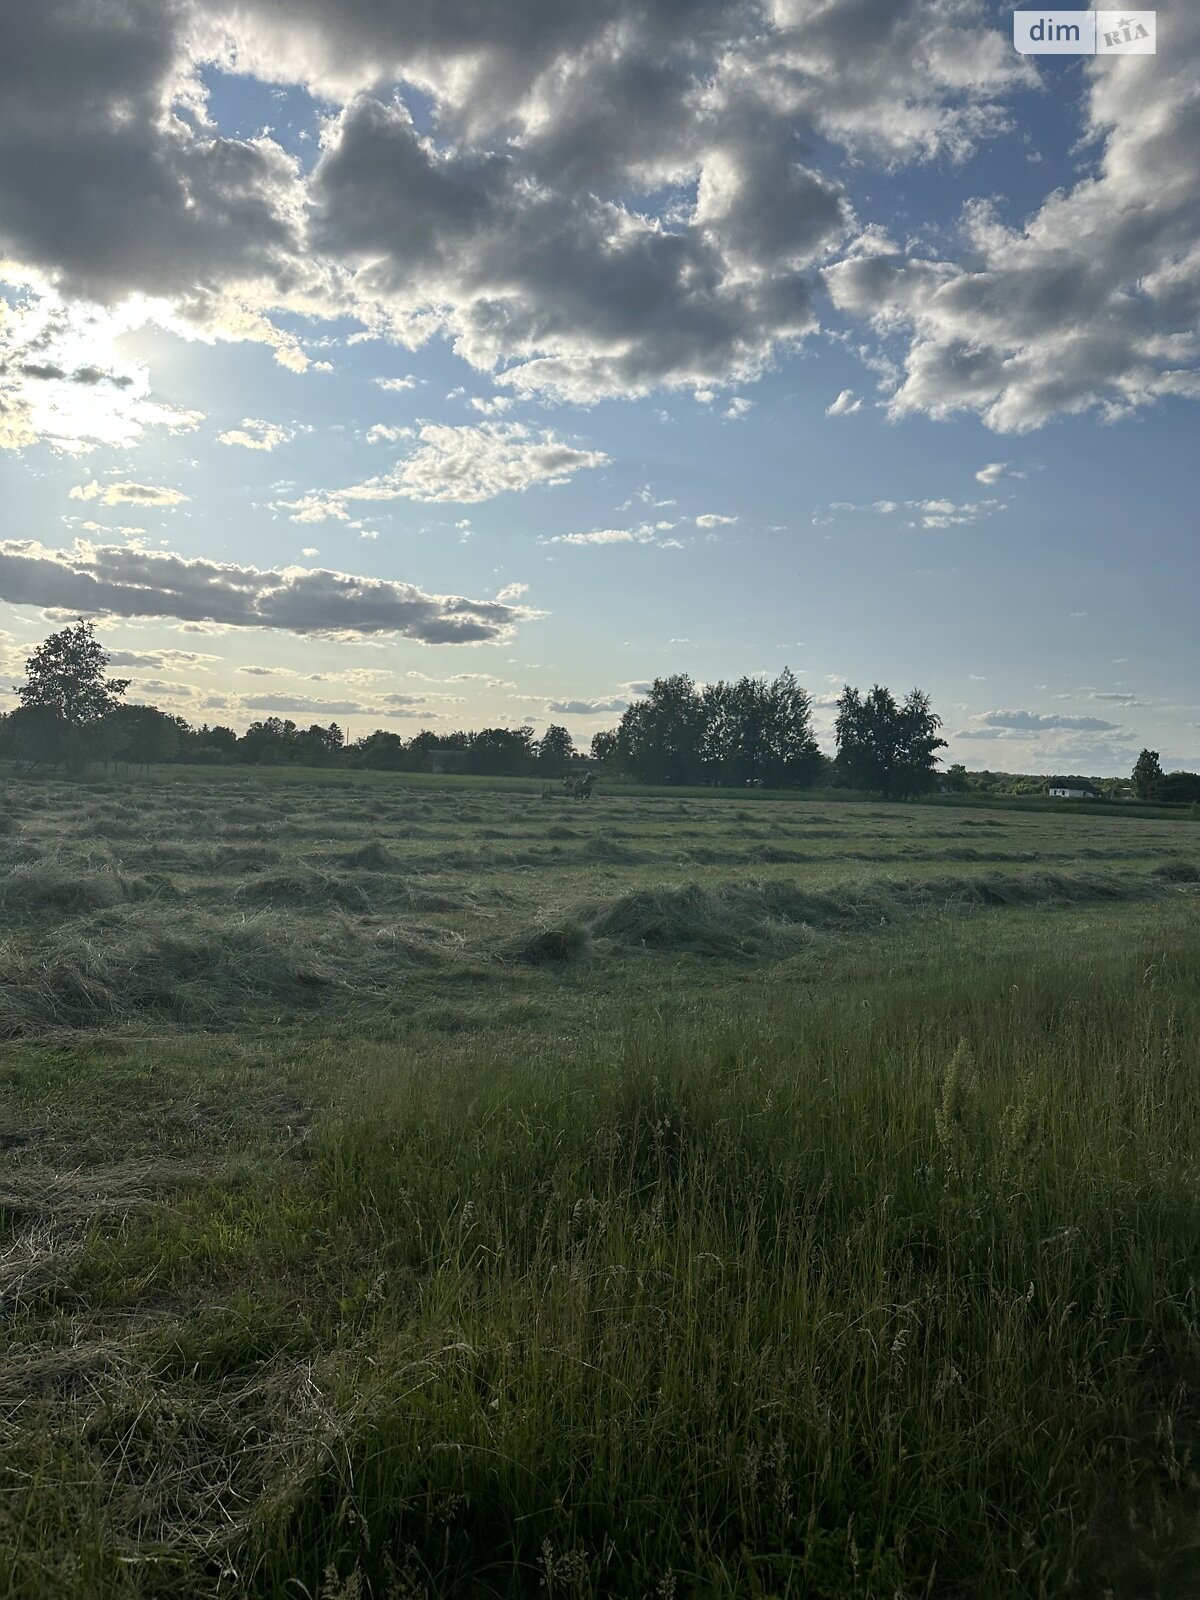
top-left (589, 671), bottom-right (825, 788)
top-left (0, 622), bottom-right (588, 777)
top-left (23, 619), bottom-right (1198, 805)
top-left (832, 685), bottom-right (947, 799)
top-left (1132, 748), bottom-right (1200, 804)
top-left (346, 725), bottom-right (566, 776)
top-left (0, 623), bottom-right (953, 795)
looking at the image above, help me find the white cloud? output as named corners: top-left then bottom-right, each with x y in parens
top-left (823, 495), bottom-right (1000, 529)
top-left (79, 521), bottom-right (146, 537)
top-left (695, 513), bottom-right (738, 528)
top-left (275, 493), bottom-right (350, 524)
top-left (0, 295), bottom-right (205, 453)
top-left (0, 0), bottom-right (1190, 438)
top-left (69, 480), bottom-right (188, 507)
top-left (825, 388), bottom-right (861, 416)
top-left (217, 417), bottom-right (293, 451)
top-left (290, 422), bottom-right (609, 511)
top-left (546, 697), bottom-right (630, 715)
top-left (366, 423), bottom-right (415, 443)
top-left (545, 525), bottom-right (668, 547)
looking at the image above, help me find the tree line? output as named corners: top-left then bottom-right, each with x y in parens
top-left (4, 619), bottom-right (1195, 802)
top-left (0, 622), bottom-right (954, 796)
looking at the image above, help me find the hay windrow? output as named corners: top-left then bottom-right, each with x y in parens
top-left (1154, 861), bottom-right (1200, 883)
top-left (0, 865), bottom-right (171, 920)
top-left (334, 840), bottom-right (402, 871)
top-left (589, 870), bottom-right (1148, 955)
top-left (232, 867), bottom-right (374, 912)
top-left (0, 908), bottom-right (362, 1036)
top-left (502, 919), bottom-right (593, 965)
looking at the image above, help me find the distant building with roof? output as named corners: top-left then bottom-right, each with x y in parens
top-left (1047, 777), bottom-right (1101, 799)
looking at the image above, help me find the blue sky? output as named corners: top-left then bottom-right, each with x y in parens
top-left (1, 0), bottom-right (1196, 772)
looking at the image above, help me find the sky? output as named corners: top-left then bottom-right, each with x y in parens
top-left (1, 0), bottom-right (1197, 774)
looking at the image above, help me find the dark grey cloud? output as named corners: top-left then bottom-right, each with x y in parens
top-left (310, 95), bottom-right (844, 401)
top-left (131, 677), bottom-right (196, 695)
top-left (0, 540), bottom-right (538, 646)
top-left (0, 0), bottom-right (304, 305)
top-left (197, 0), bottom-right (747, 120)
top-left (10, 360), bottom-right (133, 387)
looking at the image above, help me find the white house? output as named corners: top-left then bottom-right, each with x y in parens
top-left (1048, 780), bottom-right (1100, 799)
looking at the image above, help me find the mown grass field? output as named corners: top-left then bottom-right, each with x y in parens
top-left (2, 768), bottom-right (1199, 1598)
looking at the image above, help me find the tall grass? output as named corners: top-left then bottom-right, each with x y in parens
top-left (249, 937), bottom-right (1199, 1598)
top-left (7, 922), bottom-right (1198, 1597)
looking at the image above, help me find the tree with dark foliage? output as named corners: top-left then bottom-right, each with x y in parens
top-left (834, 684), bottom-right (946, 798)
top-left (1132, 748), bottom-right (1163, 800)
top-left (6, 618), bottom-right (130, 768)
top-left (104, 703), bottom-right (183, 766)
top-left (537, 723), bottom-right (577, 773)
top-left (1148, 771), bottom-right (1200, 804)
top-left (17, 618), bottom-right (130, 725)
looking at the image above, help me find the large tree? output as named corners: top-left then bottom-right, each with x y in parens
top-left (537, 723), bottom-right (577, 772)
top-left (1132, 748), bottom-right (1163, 799)
top-left (605, 669), bottom-right (823, 787)
top-left (589, 729), bottom-right (619, 770)
top-left (834, 684), bottom-right (947, 798)
top-left (467, 726), bottom-right (537, 776)
top-left (615, 674), bottom-right (707, 785)
top-left (8, 618), bottom-right (130, 768)
top-left (18, 619), bottom-right (129, 725)
top-left (698, 670), bottom-right (822, 787)
top-left (104, 703), bottom-right (182, 766)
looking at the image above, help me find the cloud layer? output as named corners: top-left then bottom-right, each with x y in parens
top-left (0, 0), bottom-right (1061, 429)
top-left (825, 5), bottom-right (1200, 431)
top-left (0, 540), bottom-right (537, 645)
top-left (0, 0), bottom-right (1195, 453)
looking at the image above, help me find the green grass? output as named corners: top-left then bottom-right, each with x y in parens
top-left (1, 770), bottom-right (1198, 1596)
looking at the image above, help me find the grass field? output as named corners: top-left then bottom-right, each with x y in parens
top-left (2, 768), bottom-right (1199, 1597)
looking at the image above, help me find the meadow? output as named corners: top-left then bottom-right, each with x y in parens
top-left (1, 769), bottom-right (1199, 1598)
